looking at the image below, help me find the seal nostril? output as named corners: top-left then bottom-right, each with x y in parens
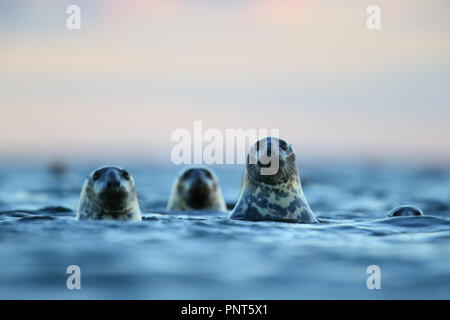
top-left (107, 180), bottom-right (120, 189)
top-left (193, 179), bottom-right (207, 188)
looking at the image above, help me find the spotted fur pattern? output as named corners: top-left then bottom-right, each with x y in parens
top-left (229, 137), bottom-right (318, 223)
top-left (230, 176), bottom-right (317, 223)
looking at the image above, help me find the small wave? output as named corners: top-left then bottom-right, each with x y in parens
top-left (17, 215), bottom-right (58, 222)
top-left (0, 206), bottom-right (73, 217)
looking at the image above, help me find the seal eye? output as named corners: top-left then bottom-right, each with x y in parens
top-left (122, 171), bottom-right (130, 180)
top-left (92, 171), bottom-right (101, 181)
top-left (280, 141), bottom-right (289, 151)
top-left (203, 170), bottom-right (213, 179)
top-left (182, 170), bottom-right (193, 180)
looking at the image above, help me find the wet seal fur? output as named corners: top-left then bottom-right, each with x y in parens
top-left (167, 167), bottom-right (227, 211)
top-left (229, 137), bottom-right (318, 223)
top-left (76, 166), bottom-right (142, 221)
top-left (387, 205), bottom-right (424, 217)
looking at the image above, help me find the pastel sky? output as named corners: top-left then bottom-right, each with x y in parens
top-left (0, 0), bottom-right (449, 164)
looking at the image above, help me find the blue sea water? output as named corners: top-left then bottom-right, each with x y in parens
top-left (0, 162), bottom-right (449, 299)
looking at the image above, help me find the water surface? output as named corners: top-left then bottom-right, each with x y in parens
top-left (0, 162), bottom-right (449, 299)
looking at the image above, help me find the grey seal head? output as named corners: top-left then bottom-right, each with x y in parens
top-left (76, 166), bottom-right (142, 221)
top-left (387, 205), bottom-right (424, 217)
top-left (229, 137), bottom-right (318, 223)
top-left (167, 167), bottom-right (227, 212)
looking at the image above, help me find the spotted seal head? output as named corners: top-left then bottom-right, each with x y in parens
top-left (76, 166), bottom-right (142, 221)
top-left (229, 137), bottom-right (318, 223)
top-left (387, 205), bottom-right (424, 217)
top-left (167, 167), bottom-right (227, 211)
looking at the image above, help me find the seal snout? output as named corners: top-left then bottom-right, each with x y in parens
top-left (190, 175), bottom-right (209, 188)
top-left (184, 170), bottom-right (214, 207)
top-left (257, 152), bottom-right (285, 169)
top-left (105, 173), bottom-right (122, 191)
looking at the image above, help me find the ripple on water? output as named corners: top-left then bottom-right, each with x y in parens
top-left (0, 164), bottom-right (450, 299)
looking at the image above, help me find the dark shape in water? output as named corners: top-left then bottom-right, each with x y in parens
top-left (18, 215), bottom-right (57, 222)
top-left (47, 160), bottom-right (69, 176)
top-left (0, 206), bottom-right (72, 216)
top-left (387, 205), bottom-right (424, 217)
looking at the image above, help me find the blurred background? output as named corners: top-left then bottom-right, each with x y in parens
top-left (0, 0), bottom-right (449, 166)
top-left (1, 1), bottom-right (450, 300)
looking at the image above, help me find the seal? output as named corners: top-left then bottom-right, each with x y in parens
top-left (76, 166), bottom-right (142, 221)
top-left (229, 137), bottom-right (318, 223)
top-left (387, 205), bottom-right (424, 217)
top-left (167, 167), bottom-right (227, 211)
